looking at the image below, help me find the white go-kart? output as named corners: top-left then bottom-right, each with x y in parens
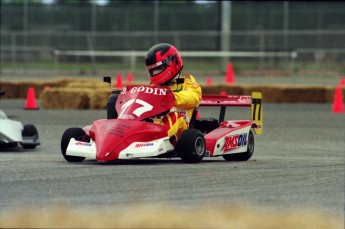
top-left (0, 91), bottom-right (40, 149)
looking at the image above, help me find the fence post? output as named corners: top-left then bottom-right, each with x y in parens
top-left (290, 51), bottom-right (298, 77)
top-left (130, 52), bottom-right (136, 72)
top-left (54, 49), bottom-right (59, 76)
top-left (259, 30), bottom-right (266, 76)
top-left (11, 32), bottom-right (17, 75)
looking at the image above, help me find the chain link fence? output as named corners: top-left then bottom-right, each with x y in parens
top-left (1, 1), bottom-right (345, 77)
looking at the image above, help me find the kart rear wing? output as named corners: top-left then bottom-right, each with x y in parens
top-left (199, 92), bottom-right (263, 134)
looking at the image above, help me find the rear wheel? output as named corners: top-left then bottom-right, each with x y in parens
top-left (223, 130), bottom-right (254, 161)
top-left (61, 127), bottom-right (86, 162)
top-left (176, 129), bottom-right (205, 163)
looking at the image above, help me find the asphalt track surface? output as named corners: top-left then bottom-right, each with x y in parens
top-left (0, 99), bottom-right (344, 220)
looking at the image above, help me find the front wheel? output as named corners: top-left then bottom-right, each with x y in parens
top-left (176, 129), bottom-right (205, 163)
top-left (21, 124), bottom-right (39, 149)
top-left (107, 92), bottom-right (119, 119)
top-left (61, 127), bottom-right (86, 162)
top-left (223, 130), bottom-right (254, 161)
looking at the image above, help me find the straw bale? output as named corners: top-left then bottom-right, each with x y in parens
top-left (0, 81), bottom-right (46, 99)
top-left (66, 81), bottom-right (109, 89)
top-left (0, 204), bottom-right (342, 229)
top-left (201, 83), bottom-right (244, 95)
top-left (242, 85), bottom-right (285, 103)
top-left (40, 88), bottom-right (90, 109)
top-left (88, 88), bottom-right (112, 109)
top-left (325, 86), bottom-right (345, 103)
top-left (281, 85), bottom-right (328, 103)
top-left (2, 79), bottom-right (344, 105)
top-left (0, 79), bottom-right (69, 99)
top-left (0, 81), bottom-right (20, 98)
top-left (16, 81), bottom-right (46, 98)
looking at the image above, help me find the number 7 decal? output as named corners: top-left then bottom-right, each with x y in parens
top-left (251, 92), bottom-right (263, 135)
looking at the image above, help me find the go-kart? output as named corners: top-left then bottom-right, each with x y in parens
top-left (61, 77), bottom-right (263, 163)
top-left (0, 91), bottom-right (40, 149)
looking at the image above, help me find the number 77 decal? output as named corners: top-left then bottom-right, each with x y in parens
top-left (118, 99), bottom-right (153, 118)
top-left (251, 92), bottom-right (263, 135)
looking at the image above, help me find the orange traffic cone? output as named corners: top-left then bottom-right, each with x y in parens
top-left (332, 86), bottom-right (344, 113)
top-left (225, 63), bottom-right (235, 84)
top-left (127, 71), bottom-right (134, 84)
top-left (340, 77), bottom-right (345, 86)
top-left (220, 90), bottom-right (227, 96)
top-left (206, 77), bottom-right (212, 85)
top-left (24, 87), bottom-right (39, 110)
top-left (115, 74), bottom-right (123, 89)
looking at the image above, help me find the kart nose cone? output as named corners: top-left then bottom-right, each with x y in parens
top-left (91, 119), bottom-right (168, 162)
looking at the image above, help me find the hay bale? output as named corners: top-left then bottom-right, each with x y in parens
top-left (281, 86), bottom-right (327, 103)
top-left (40, 88), bottom-right (90, 109)
top-left (201, 83), bottom-right (244, 95)
top-left (61, 78), bottom-right (111, 109)
top-left (0, 81), bottom-right (45, 99)
top-left (325, 86), bottom-right (345, 103)
top-left (88, 88), bottom-right (112, 109)
top-left (0, 80), bottom-right (65, 99)
top-left (242, 85), bottom-right (285, 103)
top-left (0, 82), bottom-right (20, 98)
top-left (49, 78), bottom-right (105, 88)
top-left (242, 85), bottom-right (330, 103)
top-left (16, 81), bottom-right (47, 99)
top-left (66, 81), bottom-right (109, 89)
top-left (3, 79), bottom-right (343, 104)
top-left (0, 204), bottom-right (342, 229)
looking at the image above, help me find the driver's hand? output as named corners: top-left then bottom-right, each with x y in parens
top-left (170, 107), bottom-right (177, 112)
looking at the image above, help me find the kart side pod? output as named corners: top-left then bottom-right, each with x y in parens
top-left (199, 92), bottom-right (263, 160)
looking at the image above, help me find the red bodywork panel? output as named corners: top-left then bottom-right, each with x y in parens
top-left (200, 94), bottom-right (252, 107)
top-left (89, 119), bottom-right (168, 161)
top-left (89, 85), bottom-right (175, 161)
top-left (115, 85), bottom-right (174, 121)
top-left (204, 120), bottom-right (253, 156)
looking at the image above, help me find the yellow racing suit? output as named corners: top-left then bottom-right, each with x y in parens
top-left (151, 74), bottom-right (202, 137)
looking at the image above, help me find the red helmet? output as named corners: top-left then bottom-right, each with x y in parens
top-left (145, 43), bottom-right (183, 85)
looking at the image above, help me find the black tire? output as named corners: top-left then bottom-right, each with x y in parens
top-left (4, 142), bottom-right (18, 148)
top-left (223, 130), bottom-right (254, 161)
top-left (61, 127), bottom-right (86, 162)
top-left (107, 92), bottom-right (119, 119)
top-left (176, 129), bottom-right (205, 163)
top-left (21, 124), bottom-right (39, 149)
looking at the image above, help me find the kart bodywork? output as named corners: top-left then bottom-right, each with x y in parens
top-left (61, 80), bottom-right (263, 163)
top-left (0, 91), bottom-right (40, 149)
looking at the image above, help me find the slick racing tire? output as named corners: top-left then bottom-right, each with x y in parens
top-left (61, 127), bottom-right (86, 163)
top-left (21, 124), bottom-right (39, 149)
top-left (107, 93), bottom-right (119, 119)
top-left (223, 130), bottom-right (254, 161)
top-left (176, 129), bottom-right (205, 163)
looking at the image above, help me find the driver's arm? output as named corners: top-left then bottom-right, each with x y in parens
top-left (173, 75), bottom-right (201, 109)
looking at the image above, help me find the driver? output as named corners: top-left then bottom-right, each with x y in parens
top-left (145, 43), bottom-right (202, 138)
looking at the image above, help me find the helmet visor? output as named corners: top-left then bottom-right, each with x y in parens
top-left (146, 55), bottom-right (174, 77)
top-left (148, 64), bottom-right (166, 77)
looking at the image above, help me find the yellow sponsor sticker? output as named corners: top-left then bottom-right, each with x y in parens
top-left (251, 92), bottom-right (263, 135)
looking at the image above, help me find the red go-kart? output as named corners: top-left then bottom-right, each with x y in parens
top-left (61, 78), bottom-right (263, 163)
